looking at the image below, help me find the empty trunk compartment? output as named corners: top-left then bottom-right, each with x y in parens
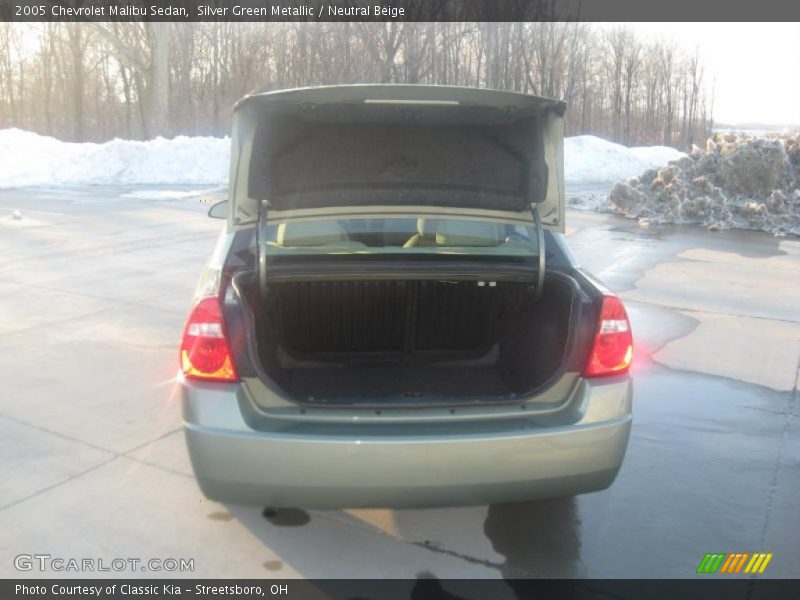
top-left (236, 273), bottom-right (585, 407)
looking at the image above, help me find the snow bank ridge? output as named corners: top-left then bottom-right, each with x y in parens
top-left (0, 129), bottom-right (683, 190)
top-left (564, 135), bottom-right (686, 187)
top-left (0, 129), bottom-right (230, 188)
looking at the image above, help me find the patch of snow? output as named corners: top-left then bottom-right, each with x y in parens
top-left (564, 135), bottom-right (686, 189)
top-left (1, 210), bottom-right (49, 228)
top-left (0, 129), bottom-right (230, 188)
top-left (120, 187), bottom-right (224, 200)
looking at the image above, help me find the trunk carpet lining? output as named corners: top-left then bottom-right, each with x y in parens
top-left (251, 278), bottom-right (577, 403)
top-left (287, 365), bottom-right (513, 402)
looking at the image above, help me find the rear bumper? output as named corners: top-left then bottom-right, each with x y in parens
top-left (181, 377), bottom-right (632, 508)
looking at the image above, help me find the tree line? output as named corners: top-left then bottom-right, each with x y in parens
top-left (0, 22), bottom-right (712, 148)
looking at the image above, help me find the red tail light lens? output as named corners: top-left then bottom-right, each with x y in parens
top-left (180, 297), bottom-right (237, 382)
top-left (584, 295), bottom-right (633, 377)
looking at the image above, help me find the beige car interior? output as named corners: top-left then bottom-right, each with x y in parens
top-left (271, 221), bottom-right (367, 250)
top-left (273, 218), bottom-right (512, 249)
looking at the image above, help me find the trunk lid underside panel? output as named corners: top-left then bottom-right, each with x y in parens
top-left (228, 85), bottom-right (566, 231)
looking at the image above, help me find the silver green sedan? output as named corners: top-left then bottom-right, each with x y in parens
top-left (179, 85), bottom-right (633, 508)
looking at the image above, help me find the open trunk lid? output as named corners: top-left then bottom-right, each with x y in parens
top-left (227, 85), bottom-right (566, 232)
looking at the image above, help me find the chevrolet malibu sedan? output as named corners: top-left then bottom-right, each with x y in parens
top-left (179, 85), bottom-right (633, 509)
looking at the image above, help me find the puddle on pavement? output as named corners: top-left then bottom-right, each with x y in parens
top-left (624, 301), bottom-right (700, 360)
top-left (483, 498), bottom-right (583, 579)
top-left (606, 219), bottom-right (790, 259)
top-left (262, 507), bottom-right (311, 527)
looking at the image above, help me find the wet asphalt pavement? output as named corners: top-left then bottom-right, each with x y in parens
top-left (0, 186), bottom-right (798, 581)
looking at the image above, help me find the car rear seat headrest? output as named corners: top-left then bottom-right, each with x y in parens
top-left (416, 218), bottom-right (439, 237)
top-left (435, 220), bottom-right (503, 247)
top-left (277, 221), bottom-right (347, 246)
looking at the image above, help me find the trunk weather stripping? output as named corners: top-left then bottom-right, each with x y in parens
top-left (531, 202), bottom-right (545, 301)
top-left (257, 199), bottom-right (270, 299)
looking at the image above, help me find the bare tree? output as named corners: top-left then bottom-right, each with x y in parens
top-left (66, 24), bottom-right (86, 140)
top-left (0, 23), bottom-right (711, 148)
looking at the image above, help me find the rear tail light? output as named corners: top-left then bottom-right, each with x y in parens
top-left (180, 296), bottom-right (237, 382)
top-left (584, 295), bottom-right (633, 377)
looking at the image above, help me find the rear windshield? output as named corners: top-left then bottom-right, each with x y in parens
top-left (259, 217), bottom-right (538, 257)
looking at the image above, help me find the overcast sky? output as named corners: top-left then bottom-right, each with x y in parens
top-left (619, 22), bottom-right (800, 126)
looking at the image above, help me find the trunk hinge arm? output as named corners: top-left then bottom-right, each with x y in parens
top-left (257, 199), bottom-right (270, 299)
top-left (530, 202), bottom-right (545, 302)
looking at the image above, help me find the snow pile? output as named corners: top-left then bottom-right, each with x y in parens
top-left (564, 135), bottom-right (686, 188)
top-left (0, 129), bottom-right (230, 188)
top-left (120, 188), bottom-right (222, 200)
top-left (607, 133), bottom-right (800, 235)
